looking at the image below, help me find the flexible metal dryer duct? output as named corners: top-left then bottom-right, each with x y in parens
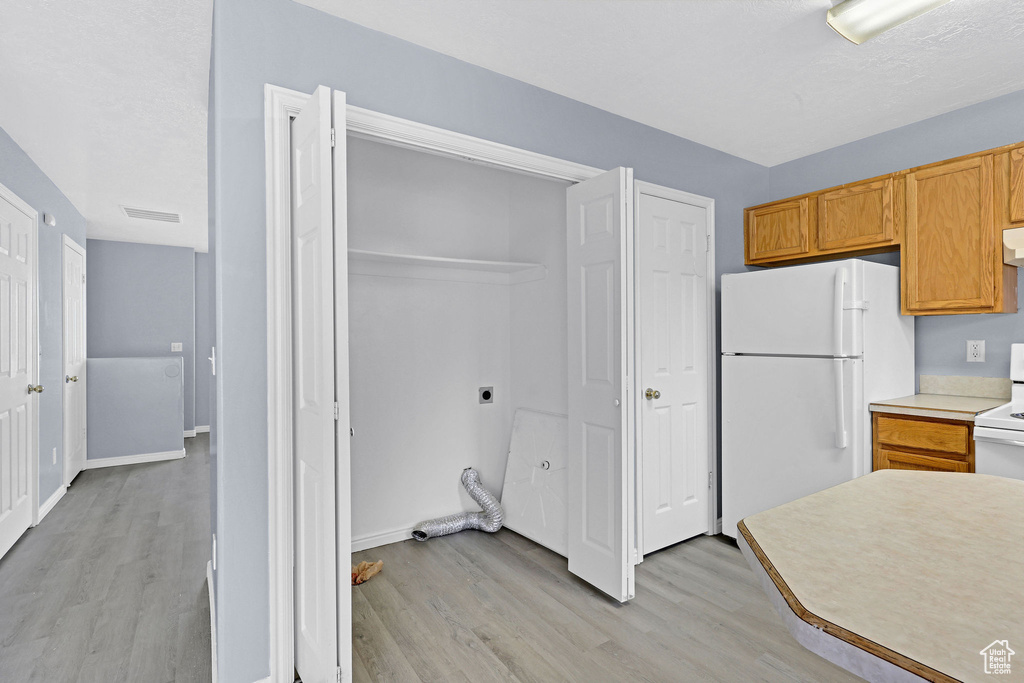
top-left (412, 468), bottom-right (503, 541)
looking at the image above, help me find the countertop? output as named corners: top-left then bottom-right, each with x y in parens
top-left (739, 470), bottom-right (1024, 682)
top-left (868, 393), bottom-right (1006, 422)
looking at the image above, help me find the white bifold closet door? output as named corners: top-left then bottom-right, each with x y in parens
top-left (289, 85), bottom-right (352, 683)
top-left (566, 167), bottom-right (636, 603)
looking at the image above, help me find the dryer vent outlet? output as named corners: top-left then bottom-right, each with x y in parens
top-left (479, 387), bottom-right (494, 404)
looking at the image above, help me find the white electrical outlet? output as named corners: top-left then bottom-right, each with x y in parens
top-left (967, 340), bottom-right (985, 362)
top-left (171, 342), bottom-right (183, 352)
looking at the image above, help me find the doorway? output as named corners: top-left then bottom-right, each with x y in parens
top-left (62, 235), bottom-right (87, 486)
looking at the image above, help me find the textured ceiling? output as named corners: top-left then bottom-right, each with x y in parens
top-left (297, 0), bottom-right (1024, 166)
top-left (0, 0), bottom-right (212, 251)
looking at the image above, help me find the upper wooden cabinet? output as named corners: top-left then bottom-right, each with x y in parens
top-left (903, 155), bottom-right (995, 313)
top-left (744, 140), bottom-right (1023, 316)
top-left (902, 154), bottom-right (1015, 315)
top-left (743, 176), bottom-right (899, 266)
top-left (1007, 146), bottom-right (1024, 224)
top-left (817, 177), bottom-right (894, 251)
top-left (745, 197), bottom-right (810, 263)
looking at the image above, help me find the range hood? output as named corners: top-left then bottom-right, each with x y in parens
top-left (1004, 228), bottom-right (1024, 267)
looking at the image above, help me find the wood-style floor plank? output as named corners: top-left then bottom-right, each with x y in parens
top-left (353, 530), bottom-right (863, 683)
top-left (0, 436), bottom-right (212, 683)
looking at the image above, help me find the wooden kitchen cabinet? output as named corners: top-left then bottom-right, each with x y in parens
top-left (743, 140), bottom-right (1023, 316)
top-left (999, 144), bottom-right (1024, 227)
top-left (873, 413), bottom-right (974, 473)
top-left (744, 197), bottom-right (811, 263)
top-left (817, 177), bottom-right (896, 252)
top-left (902, 153), bottom-right (1016, 315)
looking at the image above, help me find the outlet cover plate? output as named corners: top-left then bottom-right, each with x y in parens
top-left (171, 342), bottom-right (183, 352)
top-left (967, 340), bottom-right (985, 363)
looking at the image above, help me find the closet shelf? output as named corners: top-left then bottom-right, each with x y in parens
top-left (348, 249), bottom-right (547, 285)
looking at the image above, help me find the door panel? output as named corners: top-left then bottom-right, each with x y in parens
top-left (721, 355), bottom-right (860, 538)
top-left (817, 177), bottom-right (894, 251)
top-left (721, 259), bottom-right (862, 357)
top-left (63, 238), bottom-right (87, 485)
top-left (745, 198), bottom-right (810, 262)
top-left (904, 155), bottom-right (994, 311)
top-left (637, 193), bottom-right (709, 554)
top-left (0, 188), bottom-right (35, 561)
top-left (291, 85), bottom-right (338, 683)
top-left (1011, 147), bottom-right (1024, 224)
top-left (566, 167), bottom-right (634, 602)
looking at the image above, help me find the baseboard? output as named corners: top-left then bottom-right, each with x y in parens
top-left (207, 560), bottom-right (218, 683)
top-left (184, 429), bottom-right (197, 438)
top-left (352, 525), bottom-right (415, 552)
top-left (195, 425), bottom-right (210, 434)
top-left (37, 484), bottom-right (66, 524)
top-left (84, 449), bottom-right (186, 470)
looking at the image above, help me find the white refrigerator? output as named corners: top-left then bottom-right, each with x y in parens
top-left (721, 259), bottom-right (914, 538)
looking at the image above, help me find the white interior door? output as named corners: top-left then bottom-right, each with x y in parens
top-left (0, 185), bottom-right (37, 560)
top-left (62, 236), bottom-right (86, 486)
top-left (637, 191), bottom-right (710, 555)
top-left (291, 84), bottom-right (338, 683)
top-left (566, 167), bottom-right (635, 603)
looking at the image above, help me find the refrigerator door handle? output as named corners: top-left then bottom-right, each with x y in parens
top-left (833, 359), bottom-right (848, 449)
top-left (833, 267), bottom-right (847, 357)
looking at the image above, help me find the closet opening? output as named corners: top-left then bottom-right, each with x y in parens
top-left (346, 136), bottom-right (572, 555)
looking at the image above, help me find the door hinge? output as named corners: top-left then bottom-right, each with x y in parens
top-left (334, 402), bottom-right (340, 420)
top-left (706, 230), bottom-right (711, 252)
top-left (330, 128), bottom-right (336, 148)
top-left (708, 471), bottom-right (713, 488)
top-left (337, 666), bottom-right (344, 683)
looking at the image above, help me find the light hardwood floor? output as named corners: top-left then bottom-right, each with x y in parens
top-left (0, 435), bottom-right (212, 683)
top-left (352, 529), bottom-right (863, 683)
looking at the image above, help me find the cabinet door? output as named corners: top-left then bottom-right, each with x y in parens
top-left (877, 449), bottom-right (969, 473)
top-left (1011, 147), bottom-right (1024, 224)
top-left (745, 198), bottom-right (810, 263)
top-left (903, 155), bottom-right (995, 312)
top-left (817, 177), bottom-right (894, 251)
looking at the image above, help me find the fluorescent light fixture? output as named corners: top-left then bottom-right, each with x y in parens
top-left (827, 0), bottom-right (952, 44)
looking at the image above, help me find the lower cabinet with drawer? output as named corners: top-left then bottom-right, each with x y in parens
top-left (872, 412), bottom-right (975, 473)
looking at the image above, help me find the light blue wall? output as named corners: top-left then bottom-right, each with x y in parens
top-left (210, 1), bottom-right (768, 679)
top-left (0, 126), bottom-right (88, 502)
top-left (87, 357), bottom-right (185, 458)
top-left (769, 89), bottom-right (1024, 382)
top-left (86, 239), bottom-right (196, 432)
top-left (195, 252), bottom-right (212, 428)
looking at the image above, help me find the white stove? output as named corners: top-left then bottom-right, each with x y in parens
top-left (975, 402), bottom-right (1024, 431)
top-left (973, 344), bottom-right (1024, 480)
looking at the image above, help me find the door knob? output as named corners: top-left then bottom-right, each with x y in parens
top-left (27, 384), bottom-right (43, 394)
top-left (66, 375), bottom-right (78, 383)
top-left (645, 388), bottom-right (660, 400)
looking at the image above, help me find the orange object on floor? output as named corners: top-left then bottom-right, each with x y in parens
top-left (351, 560), bottom-right (383, 585)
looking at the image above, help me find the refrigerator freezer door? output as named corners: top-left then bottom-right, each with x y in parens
top-left (721, 355), bottom-right (863, 538)
top-left (722, 260), bottom-right (864, 357)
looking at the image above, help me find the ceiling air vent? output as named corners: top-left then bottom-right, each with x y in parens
top-left (120, 205), bottom-right (181, 223)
